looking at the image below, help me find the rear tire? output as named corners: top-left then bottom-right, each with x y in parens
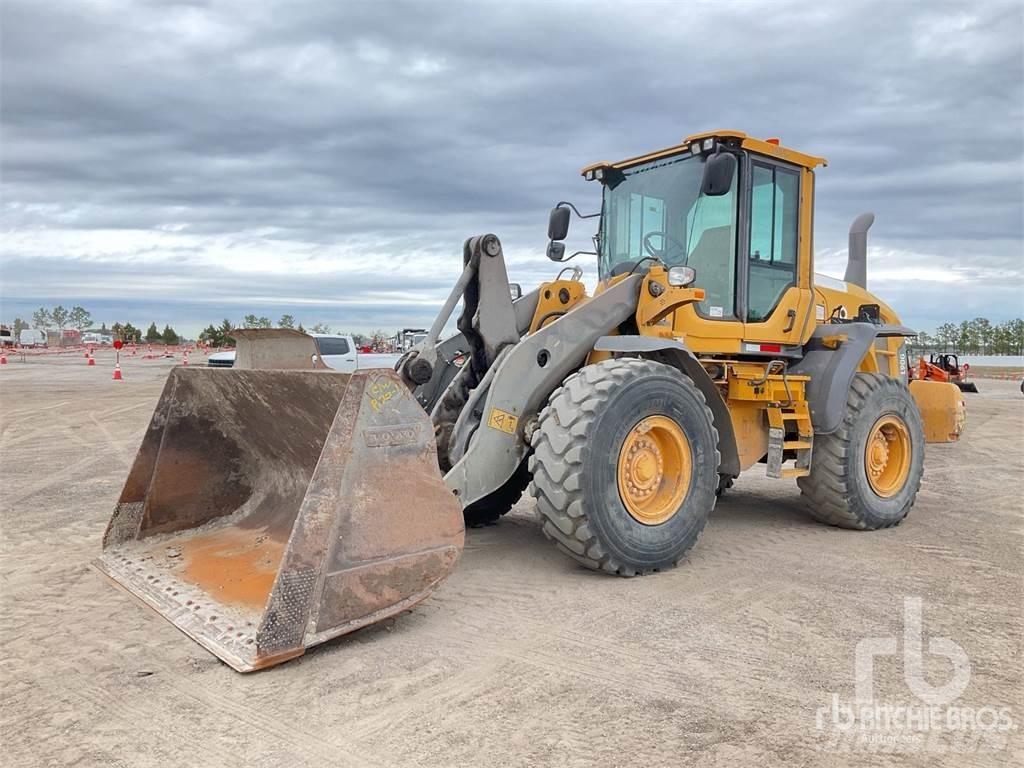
top-left (798, 373), bottom-right (924, 530)
top-left (528, 359), bottom-right (720, 576)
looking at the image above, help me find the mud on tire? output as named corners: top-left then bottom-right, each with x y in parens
top-left (798, 373), bottom-right (925, 530)
top-left (528, 358), bottom-right (720, 576)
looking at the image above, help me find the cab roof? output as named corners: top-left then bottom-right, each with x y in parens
top-left (580, 129), bottom-right (827, 176)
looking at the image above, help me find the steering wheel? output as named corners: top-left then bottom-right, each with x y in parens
top-left (642, 230), bottom-right (687, 262)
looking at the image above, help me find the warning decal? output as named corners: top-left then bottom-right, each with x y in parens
top-left (487, 408), bottom-right (519, 435)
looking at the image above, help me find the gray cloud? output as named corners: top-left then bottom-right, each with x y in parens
top-left (2, 0), bottom-right (1022, 336)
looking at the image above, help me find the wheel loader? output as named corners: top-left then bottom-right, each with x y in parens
top-left (96, 130), bottom-right (965, 672)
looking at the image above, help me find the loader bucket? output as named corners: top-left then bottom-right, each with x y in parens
top-left (94, 366), bottom-right (463, 672)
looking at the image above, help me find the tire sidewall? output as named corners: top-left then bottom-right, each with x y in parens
top-left (845, 380), bottom-right (925, 528)
top-left (581, 370), bottom-right (718, 569)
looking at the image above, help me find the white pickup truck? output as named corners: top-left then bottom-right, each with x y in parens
top-left (207, 333), bottom-right (401, 372)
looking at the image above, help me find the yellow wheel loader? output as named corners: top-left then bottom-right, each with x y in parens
top-left (96, 130), bottom-right (964, 671)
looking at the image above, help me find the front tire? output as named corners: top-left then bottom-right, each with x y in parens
top-left (462, 461), bottom-right (530, 527)
top-left (798, 373), bottom-right (924, 529)
top-left (528, 359), bottom-right (720, 576)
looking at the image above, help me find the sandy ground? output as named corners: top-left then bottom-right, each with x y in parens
top-left (1, 351), bottom-right (1021, 768)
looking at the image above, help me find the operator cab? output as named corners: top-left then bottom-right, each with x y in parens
top-left (550, 130), bottom-right (827, 354)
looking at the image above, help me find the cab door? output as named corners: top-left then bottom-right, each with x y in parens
top-left (742, 160), bottom-right (814, 347)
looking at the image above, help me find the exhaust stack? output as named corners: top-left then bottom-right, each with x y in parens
top-left (844, 212), bottom-right (874, 289)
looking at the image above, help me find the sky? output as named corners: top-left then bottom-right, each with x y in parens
top-left (2, 0), bottom-right (1023, 337)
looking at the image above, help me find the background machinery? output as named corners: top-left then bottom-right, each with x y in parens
top-left (96, 130), bottom-right (964, 671)
top-left (914, 352), bottom-right (979, 393)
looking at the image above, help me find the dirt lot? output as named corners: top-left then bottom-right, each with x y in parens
top-left (1, 352), bottom-right (1021, 767)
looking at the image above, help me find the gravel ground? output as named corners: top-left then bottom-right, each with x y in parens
top-left (1, 351), bottom-right (1021, 767)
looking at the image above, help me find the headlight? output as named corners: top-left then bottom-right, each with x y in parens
top-left (667, 266), bottom-right (697, 286)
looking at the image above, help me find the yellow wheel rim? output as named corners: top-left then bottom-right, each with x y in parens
top-left (864, 415), bottom-right (912, 498)
top-left (617, 415), bottom-right (691, 525)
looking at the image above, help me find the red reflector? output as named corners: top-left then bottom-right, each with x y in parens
top-left (766, 137), bottom-right (781, 145)
top-left (760, 344), bottom-right (782, 352)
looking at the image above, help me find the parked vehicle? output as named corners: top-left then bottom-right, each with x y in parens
top-left (18, 329), bottom-right (47, 348)
top-left (395, 328), bottom-right (428, 352)
top-left (0, 326), bottom-right (13, 347)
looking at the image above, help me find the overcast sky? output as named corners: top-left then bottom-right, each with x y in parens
top-left (2, 0), bottom-right (1022, 336)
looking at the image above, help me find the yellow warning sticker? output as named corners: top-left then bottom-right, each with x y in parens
top-left (487, 408), bottom-right (519, 434)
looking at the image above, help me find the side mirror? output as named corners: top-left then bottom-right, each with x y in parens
top-left (548, 206), bottom-right (571, 241)
top-left (546, 242), bottom-right (566, 262)
top-left (701, 152), bottom-right (736, 196)
top-left (509, 283), bottom-right (522, 301)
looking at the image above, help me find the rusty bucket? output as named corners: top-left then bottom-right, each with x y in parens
top-left (95, 366), bottom-right (463, 671)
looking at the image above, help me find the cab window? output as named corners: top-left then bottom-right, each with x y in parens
top-left (600, 153), bottom-right (738, 319)
top-left (317, 337), bottom-right (350, 356)
top-left (685, 179), bottom-right (737, 318)
top-left (747, 163), bottom-right (799, 322)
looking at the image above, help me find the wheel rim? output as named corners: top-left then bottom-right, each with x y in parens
top-left (617, 415), bottom-right (691, 525)
top-left (864, 414), bottom-right (912, 498)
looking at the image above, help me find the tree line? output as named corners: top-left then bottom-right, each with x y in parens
top-left (197, 315), bottom-right (389, 348)
top-left (907, 318), bottom-right (1023, 356)
top-left (17, 305), bottom-right (94, 334)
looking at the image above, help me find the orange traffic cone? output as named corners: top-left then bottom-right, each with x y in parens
top-left (84, 349), bottom-right (90, 358)
top-left (0, 351), bottom-right (7, 365)
top-left (112, 363), bottom-right (123, 381)
top-left (88, 352), bottom-right (96, 366)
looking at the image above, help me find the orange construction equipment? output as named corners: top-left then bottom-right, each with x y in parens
top-left (914, 353), bottom-right (978, 393)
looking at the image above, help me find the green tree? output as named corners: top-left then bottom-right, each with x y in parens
top-left (296, 322), bottom-right (306, 334)
top-left (935, 323), bottom-right (957, 352)
top-left (12, 317), bottom-right (28, 335)
top-left (198, 324), bottom-right (218, 346)
top-left (279, 314), bottom-right (295, 329)
top-left (162, 325), bottom-right (179, 345)
top-left (1007, 318), bottom-right (1024, 354)
top-left (310, 322), bottom-right (331, 333)
top-left (68, 305), bottom-right (92, 330)
top-left (32, 307), bottom-right (52, 329)
top-left (100, 322), bottom-right (109, 334)
top-left (957, 320), bottom-right (977, 354)
top-left (972, 317), bottom-right (993, 354)
top-left (51, 305), bottom-right (69, 331)
top-left (119, 322), bottom-right (141, 343)
top-left (243, 314), bottom-right (272, 329)
top-left (145, 322), bottom-right (162, 342)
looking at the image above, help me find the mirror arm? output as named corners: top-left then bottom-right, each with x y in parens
top-left (555, 201), bottom-right (601, 220)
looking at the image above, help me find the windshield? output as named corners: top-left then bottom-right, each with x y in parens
top-left (599, 152), bottom-right (738, 318)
